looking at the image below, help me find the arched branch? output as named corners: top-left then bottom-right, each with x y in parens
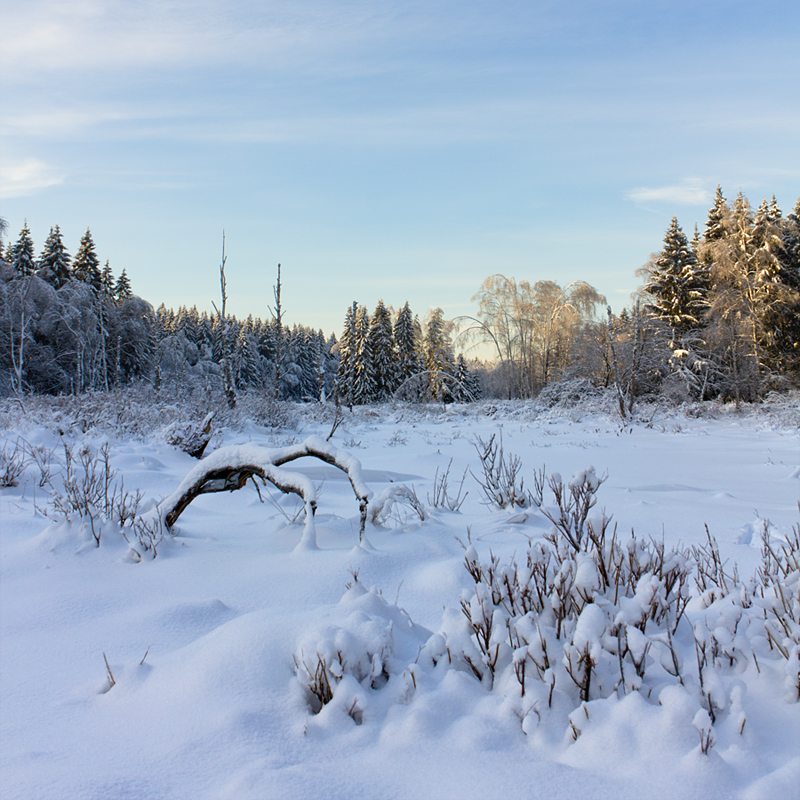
top-left (161, 436), bottom-right (372, 547)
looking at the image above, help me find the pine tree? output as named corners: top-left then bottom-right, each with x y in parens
top-left (234, 327), bottom-right (261, 389)
top-left (703, 191), bottom-right (789, 399)
top-left (336, 301), bottom-right (358, 406)
top-left (393, 301), bottom-right (420, 391)
top-left (424, 307), bottom-right (455, 401)
top-left (704, 186), bottom-right (729, 243)
top-left (73, 228), bottom-right (102, 291)
top-left (37, 225), bottom-right (71, 289)
top-left (351, 305), bottom-right (376, 404)
top-left (101, 260), bottom-right (115, 297)
top-left (750, 197), bottom-right (800, 372)
top-left (454, 353), bottom-right (480, 401)
top-left (114, 269), bottom-right (132, 302)
top-left (367, 299), bottom-right (396, 401)
top-left (10, 222), bottom-right (36, 278)
top-left (644, 217), bottom-right (708, 343)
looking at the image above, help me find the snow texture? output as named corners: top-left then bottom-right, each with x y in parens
top-left (1, 396), bottom-right (799, 800)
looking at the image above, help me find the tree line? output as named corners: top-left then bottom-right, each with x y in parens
top-left (0, 223), bottom-right (149, 395)
top-left (463, 189), bottom-right (800, 405)
top-left (2, 187), bottom-right (798, 405)
top-left (0, 223), bottom-right (478, 403)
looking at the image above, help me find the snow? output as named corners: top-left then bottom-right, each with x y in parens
top-left (1, 396), bottom-right (799, 799)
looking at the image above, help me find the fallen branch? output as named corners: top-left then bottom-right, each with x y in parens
top-left (160, 436), bottom-right (372, 548)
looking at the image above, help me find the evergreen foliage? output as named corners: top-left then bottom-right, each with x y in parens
top-left (424, 307), bottom-right (455, 401)
top-left (336, 302), bottom-right (358, 406)
top-left (37, 226), bottom-right (71, 289)
top-left (10, 222), bottom-right (37, 278)
top-left (73, 228), bottom-right (102, 291)
top-left (114, 269), bottom-right (132, 302)
top-left (101, 261), bottom-right (115, 297)
top-left (3, 199), bottom-right (796, 405)
top-left (351, 305), bottom-right (375, 405)
top-left (703, 186), bottom-right (729, 243)
top-left (644, 217), bottom-right (708, 342)
top-left (393, 301), bottom-right (421, 392)
top-left (367, 300), bottom-right (396, 401)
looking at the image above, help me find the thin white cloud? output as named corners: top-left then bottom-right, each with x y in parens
top-left (0, 0), bottom-right (387, 76)
top-left (626, 179), bottom-right (710, 206)
top-left (0, 108), bottom-right (140, 139)
top-left (0, 158), bottom-right (64, 198)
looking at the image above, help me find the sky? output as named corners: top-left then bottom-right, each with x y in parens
top-left (1, 0), bottom-right (799, 339)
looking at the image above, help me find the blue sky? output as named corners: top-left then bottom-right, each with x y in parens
top-left (2, 0), bottom-right (798, 339)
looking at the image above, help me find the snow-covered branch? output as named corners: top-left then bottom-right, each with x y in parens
top-left (161, 435), bottom-right (372, 549)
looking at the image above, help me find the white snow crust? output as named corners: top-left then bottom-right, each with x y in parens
top-left (1, 397), bottom-right (799, 799)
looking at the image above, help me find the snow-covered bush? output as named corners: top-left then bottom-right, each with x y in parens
top-left (293, 577), bottom-right (432, 724)
top-left (444, 469), bottom-right (800, 753)
top-left (370, 483), bottom-right (427, 525)
top-left (534, 378), bottom-right (603, 410)
top-left (472, 432), bottom-right (529, 509)
top-left (0, 438), bottom-right (26, 487)
top-left (38, 441), bottom-right (164, 557)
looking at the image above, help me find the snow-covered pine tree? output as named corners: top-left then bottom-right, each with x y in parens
top-left (324, 332), bottom-right (339, 400)
top-left (234, 326), bottom-right (261, 389)
top-left (114, 269), bottom-right (132, 302)
top-left (704, 186), bottom-right (730, 244)
top-left (367, 299), bottom-right (396, 401)
top-left (351, 304), bottom-right (376, 404)
top-left (750, 197), bottom-right (800, 373)
top-left (424, 307), bottom-right (455, 401)
top-left (10, 222), bottom-right (36, 278)
top-left (336, 302), bottom-right (358, 407)
top-left (101, 260), bottom-right (115, 297)
top-left (73, 228), bottom-right (102, 291)
top-left (393, 301), bottom-right (421, 393)
top-left (644, 217), bottom-right (708, 344)
top-left (454, 353), bottom-right (480, 402)
top-left (37, 225), bottom-right (71, 289)
top-left (294, 326), bottom-right (320, 401)
top-left (703, 192), bottom-right (768, 400)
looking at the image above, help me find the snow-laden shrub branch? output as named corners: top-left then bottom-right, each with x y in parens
top-left (471, 432), bottom-right (529, 509)
top-left (161, 435), bottom-right (372, 549)
top-left (294, 577), bottom-right (432, 724)
top-left (37, 441), bottom-right (164, 558)
top-left (0, 438), bottom-right (26, 487)
top-left (444, 469), bottom-right (799, 755)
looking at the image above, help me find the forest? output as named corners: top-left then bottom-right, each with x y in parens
top-left (1, 187), bottom-right (798, 408)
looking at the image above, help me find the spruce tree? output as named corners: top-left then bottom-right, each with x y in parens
top-left (750, 197), bottom-right (800, 372)
top-left (424, 307), bottom-right (455, 401)
top-left (644, 217), bottom-right (708, 343)
top-left (114, 269), bottom-right (132, 301)
top-left (367, 299), bottom-right (396, 401)
top-left (336, 302), bottom-right (358, 406)
top-left (704, 186), bottom-right (729, 243)
top-left (454, 353), bottom-right (480, 402)
top-left (704, 191), bottom-right (781, 398)
top-left (100, 260), bottom-right (115, 296)
top-left (234, 327), bottom-right (261, 389)
top-left (73, 228), bottom-right (102, 291)
top-left (351, 305), bottom-right (376, 404)
top-left (37, 225), bottom-right (72, 289)
top-left (393, 301), bottom-right (420, 390)
top-left (11, 222), bottom-right (36, 278)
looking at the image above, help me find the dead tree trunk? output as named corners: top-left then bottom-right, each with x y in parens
top-left (213, 232), bottom-right (236, 409)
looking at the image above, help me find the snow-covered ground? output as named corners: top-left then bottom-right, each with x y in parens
top-left (1, 395), bottom-right (798, 800)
